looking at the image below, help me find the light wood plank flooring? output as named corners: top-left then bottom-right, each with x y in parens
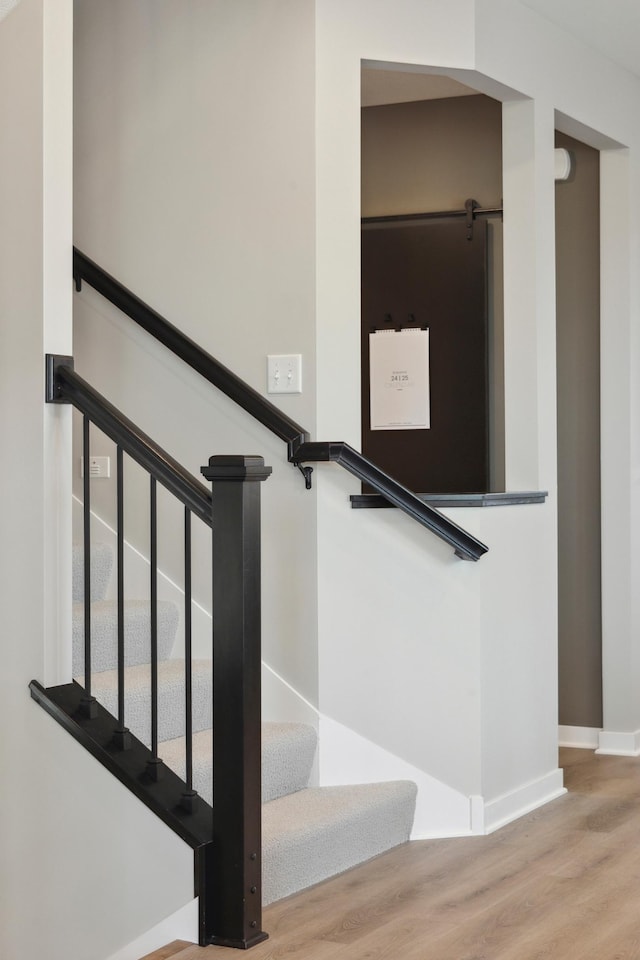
top-left (143, 749), bottom-right (640, 959)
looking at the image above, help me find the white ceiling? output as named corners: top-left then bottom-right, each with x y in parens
top-left (361, 70), bottom-right (479, 107)
top-left (519, 0), bottom-right (640, 78)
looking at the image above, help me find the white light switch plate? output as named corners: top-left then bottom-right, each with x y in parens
top-left (267, 354), bottom-right (302, 394)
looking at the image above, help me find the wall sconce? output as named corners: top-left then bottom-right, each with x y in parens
top-left (554, 147), bottom-right (573, 182)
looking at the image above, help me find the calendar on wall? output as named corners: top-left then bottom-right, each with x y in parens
top-left (369, 328), bottom-right (430, 430)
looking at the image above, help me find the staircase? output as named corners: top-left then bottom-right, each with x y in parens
top-left (75, 541), bottom-right (417, 907)
top-left (34, 255), bottom-right (484, 949)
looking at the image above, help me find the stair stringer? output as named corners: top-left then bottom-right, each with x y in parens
top-left (261, 663), bottom-right (482, 838)
top-left (318, 713), bottom-right (482, 838)
top-left (319, 716), bottom-right (567, 838)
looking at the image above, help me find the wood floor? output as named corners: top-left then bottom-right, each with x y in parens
top-left (143, 748), bottom-right (640, 960)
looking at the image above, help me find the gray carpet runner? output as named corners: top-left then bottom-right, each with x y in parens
top-left (73, 543), bottom-right (416, 903)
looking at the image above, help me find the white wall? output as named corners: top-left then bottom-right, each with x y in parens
top-left (313, 1), bottom-right (494, 823)
top-left (0, 3), bottom-right (194, 958)
top-left (599, 146), bottom-right (640, 753)
top-left (73, 0), bottom-right (319, 712)
top-left (314, 0), bottom-right (550, 824)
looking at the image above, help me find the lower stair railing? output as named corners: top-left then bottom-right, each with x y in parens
top-left (31, 354), bottom-right (272, 949)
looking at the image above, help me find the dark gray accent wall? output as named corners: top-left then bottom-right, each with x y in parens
top-left (361, 95), bottom-right (502, 217)
top-left (555, 131), bottom-right (602, 728)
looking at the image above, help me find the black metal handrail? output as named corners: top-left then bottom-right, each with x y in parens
top-left (73, 249), bottom-right (308, 456)
top-left (293, 442), bottom-right (487, 561)
top-left (73, 248), bottom-right (488, 561)
top-left (47, 356), bottom-right (212, 528)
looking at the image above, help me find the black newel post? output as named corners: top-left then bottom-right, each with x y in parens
top-left (200, 455), bottom-right (272, 949)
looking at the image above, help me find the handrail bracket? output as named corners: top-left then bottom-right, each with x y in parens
top-left (45, 354), bottom-right (74, 404)
top-left (296, 464), bottom-right (314, 490)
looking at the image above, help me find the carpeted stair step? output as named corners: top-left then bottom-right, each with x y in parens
top-left (158, 722), bottom-right (318, 803)
top-left (70, 543), bottom-right (419, 908)
top-left (262, 780), bottom-right (417, 903)
top-left (72, 598), bottom-right (179, 674)
top-left (72, 542), bottom-right (114, 603)
top-left (262, 722), bottom-right (318, 801)
top-left (88, 658), bottom-right (212, 747)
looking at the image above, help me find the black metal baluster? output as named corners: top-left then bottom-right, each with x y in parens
top-left (181, 507), bottom-right (198, 813)
top-left (80, 415), bottom-right (97, 718)
top-left (147, 476), bottom-right (163, 780)
top-left (113, 446), bottom-right (131, 749)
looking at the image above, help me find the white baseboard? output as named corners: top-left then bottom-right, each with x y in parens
top-left (558, 725), bottom-right (601, 749)
top-left (596, 729), bottom-right (640, 756)
top-left (482, 768), bottom-right (566, 834)
top-left (106, 898), bottom-right (198, 960)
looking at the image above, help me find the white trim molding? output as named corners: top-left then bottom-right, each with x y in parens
top-left (558, 725), bottom-right (601, 749)
top-left (482, 769), bottom-right (566, 834)
top-left (596, 729), bottom-right (640, 756)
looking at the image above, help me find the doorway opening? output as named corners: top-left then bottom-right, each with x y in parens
top-left (555, 131), bottom-right (602, 733)
top-left (360, 69), bottom-right (504, 493)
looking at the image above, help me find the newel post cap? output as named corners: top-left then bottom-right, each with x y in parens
top-left (201, 455), bottom-right (272, 482)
